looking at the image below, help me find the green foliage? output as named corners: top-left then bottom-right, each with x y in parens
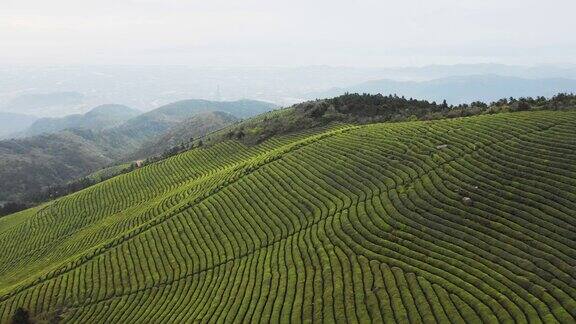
top-left (87, 163), bottom-right (134, 182)
top-left (0, 110), bottom-right (575, 323)
top-left (0, 202), bottom-right (30, 218)
top-left (11, 307), bottom-right (32, 324)
top-left (221, 92), bottom-right (576, 145)
top-left (129, 111), bottom-right (240, 159)
top-left (0, 101), bottom-right (269, 205)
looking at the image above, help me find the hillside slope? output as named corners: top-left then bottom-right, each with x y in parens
top-left (0, 110), bottom-right (574, 322)
top-left (81, 99), bottom-right (276, 158)
top-left (0, 129), bottom-right (116, 201)
top-left (130, 111), bottom-right (239, 159)
top-left (0, 100), bottom-right (273, 203)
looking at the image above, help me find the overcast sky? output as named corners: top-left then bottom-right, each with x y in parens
top-left (1, 0), bottom-right (575, 67)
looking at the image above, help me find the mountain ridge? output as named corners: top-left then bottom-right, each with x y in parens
top-left (24, 104), bottom-right (141, 137)
top-left (0, 99), bottom-right (276, 203)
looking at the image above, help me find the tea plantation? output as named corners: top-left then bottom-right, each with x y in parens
top-left (0, 110), bottom-right (575, 323)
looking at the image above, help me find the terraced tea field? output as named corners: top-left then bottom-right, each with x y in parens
top-left (0, 110), bottom-right (575, 323)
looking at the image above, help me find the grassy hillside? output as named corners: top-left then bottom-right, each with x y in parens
top-left (0, 109), bottom-right (574, 322)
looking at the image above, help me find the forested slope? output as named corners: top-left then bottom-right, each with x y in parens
top-left (129, 111), bottom-right (239, 159)
top-left (0, 99), bottom-right (274, 204)
top-left (0, 110), bottom-right (575, 323)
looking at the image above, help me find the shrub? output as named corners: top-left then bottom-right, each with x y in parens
top-left (11, 308), bottom-right (32, 324)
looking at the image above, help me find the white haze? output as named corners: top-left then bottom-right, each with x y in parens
top-left (1, 0), bottom-right (575, 67)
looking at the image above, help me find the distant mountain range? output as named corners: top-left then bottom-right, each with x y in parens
top-left (144, 98), bottom-right (274, 120)
top-left (308, 75), bottom-right (576, 104)
top-left (6, 91), bottom-right (84, 108)
top-left (2, 64), bottom-right (575, 112)
top-left (0, 112), bottom-right (37, 139)
top-left (117, 99), bottom-right (273, 138)
top-left (24, 104), bottom-right (141, 137)
top-left (0, 99), bottom-right (276, 202)
top-left (0, 91), bottom-right (86, 117)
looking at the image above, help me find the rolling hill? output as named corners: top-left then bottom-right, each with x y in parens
top-left (0, 102), bottom-right (574, 322)
top-left (0, 99), bottom-right (273, 203)
top-left (310, 75), bottom-right (576, 104)
top-left (24, 104), bottom-right (141, 137)
top-left (110, 99), bottom-right (277, 146)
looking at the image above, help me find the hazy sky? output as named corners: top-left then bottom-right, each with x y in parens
top-left (1, 0), bottom-right (575, 66)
